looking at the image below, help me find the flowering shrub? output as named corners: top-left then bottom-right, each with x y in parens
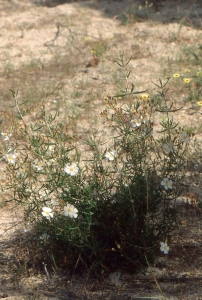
top-left (1, 58), bottom-right (191, 275)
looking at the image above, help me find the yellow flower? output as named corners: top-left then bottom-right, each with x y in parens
top-left (140, 93), bottom-right (149, 101)
top-left (84, 37), bottom-right (89, 41)
top-left (185, 69), bottom-right (191, 73)
top-left (183, 78), bottom-right (191, 84)
top-left (196, 71), bottom-right (201, 77)
top-left (173, 73), bottom-right (180, 78)
top-left (91, 49), bottom-right (96, 54)
top-left (197, 100), bottom-right (202, 106)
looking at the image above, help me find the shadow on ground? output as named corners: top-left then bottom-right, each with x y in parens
top-left (33, 0), bottom-right (202, 28)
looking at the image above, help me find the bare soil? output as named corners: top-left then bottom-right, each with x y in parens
top-left (1, 0), bottom-right (202, 299)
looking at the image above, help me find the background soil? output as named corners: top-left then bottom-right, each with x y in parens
top-left (0, 0), bottom-right (202, 299)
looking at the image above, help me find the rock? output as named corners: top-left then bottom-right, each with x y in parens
top-left (146, 266), bottom-right (166, 277)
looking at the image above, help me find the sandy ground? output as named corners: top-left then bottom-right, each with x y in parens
top-left (0, 0), bottom-right (202, 299)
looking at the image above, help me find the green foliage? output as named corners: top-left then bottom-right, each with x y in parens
top-left (1, 55), bottom-right (192, 276)
top-left (118, 1), bottom-right (154, 25)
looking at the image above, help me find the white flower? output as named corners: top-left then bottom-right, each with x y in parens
top-left (48, 158), bottom-right (57, 166)
top-left (130, 116), bottom-right (142, 127)
top-left (33, 159), bottom-right (44, 171)
top-left (42, 207), bottom-right (53, 219)
top-left (64, 162), bottom-right (79, 176)
top-left (142, 124), bottom-right (153, 136)
top-left (1, 132), bottom-right (12, 141)
top-left (163, 141), bottom-right (174, 153)
top-left (105, 150), bottom-right (117, 161)
top-left (142, 114), bottom-right (149, 124)
top-left (40, 233), bottom-right (50, 243)
top-left (24, 223), bottom-right (32, 233)
top-left (160, 242), bottom-right (169, 254)
top-left (4, 152), bottom-right (17, 164)
top-left (180, 131), bottom-right (190, 143)
top-left (161, 178), bottom-right (173, 190)
top-left (46, 145), bottom-right (55, 155)
top-left (63, 203), bottom-right (78, 218)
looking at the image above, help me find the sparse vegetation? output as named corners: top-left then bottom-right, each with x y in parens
top-left (2, 56), bottom-right (192, 280)
top-left (0, 0), bottom-right (202, 299)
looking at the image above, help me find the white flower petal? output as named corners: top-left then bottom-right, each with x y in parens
top-left (33, 159), bottom-right (44, 171)
top-left (42, 207), bottom-right (53, 219)
top-left (105, 150), bottom-right (117, 161)
top-left (130, 116), bottom-right (142, 128)
top-left (46, 145), bottom-right (55, 155)
top-left (163, 142), bottom-right (174, 153)
top-left (63, 203), bottom-right (78, 218)
top-left (4, 152), bottom-right (17, 164)
top-left (160, 242), bottom-right (169, 254)
top-left (180, 132), bottom-right (190, 143)
top-left (40, 233), bottom-right (50, 243)
top-left (64, 163), bottom-right (79, 176)
top-left (1, 132), bottom-right (12, 141)
top-left (161, 178), bottom-right (173, 190)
